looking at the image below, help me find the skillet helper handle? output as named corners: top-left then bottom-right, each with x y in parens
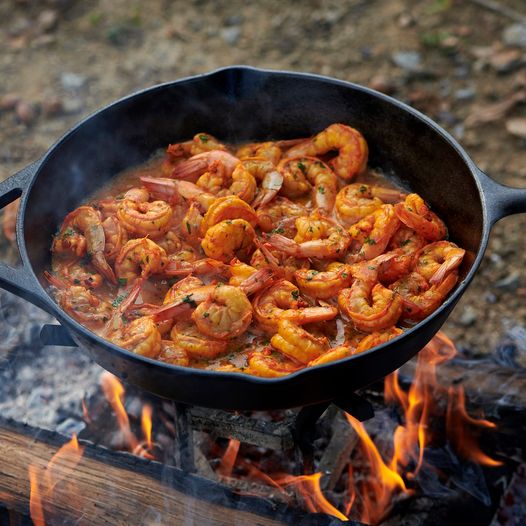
top-left (0, 160), bottom-right (51, 313)
top-left (478, 169), bottom-right (526, 225)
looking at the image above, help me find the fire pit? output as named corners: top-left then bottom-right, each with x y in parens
top-left (1, 264), bottom-right (525, 525)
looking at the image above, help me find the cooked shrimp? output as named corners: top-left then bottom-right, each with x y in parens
top-left (308, 344), bottom-right (354, 366)
top-left (163, 257), bottom-right (229, 278)
top-left (117, 199), bottom-right (173, 239)
top-left (181, 202), bottom-right (204, 244)
top-left (155, 231), bottom-right (183, 255)
top-left (284, 123), bottom-right (368, 180)
top-left (247, 348), bottom-right (302, 378)
top-left (394, 193), bottom-right (447, 242)
top-left (171, 150), bottom-right (240, 182)
top-left (338, 257), bottom-right (403, 332)
top-left (52, 259), bottom-right (103, 289)
top-left (267, 214), bottom-right (351, 259)
top-left (44, 271), bottom-right (112, 329)
top-left (166, 133), bottom-right (227, 159)
top-left (335, 183), bottom-right (406, 226)
top-left (251, 242), bottom-right (306, 282)
top-left (102, 216), bottom-right (127, 263)
top-left (413, 241), bottom-right (465, 285)
top-left (271, 320), bottom-right (329, 364)
top-left (354, 327), bottom-right (403, 354)
top-left (52, 205), bottom-right (116, 284)
top-left (390, 271), bottom-right (458, 320)
top-left (111, 316), bottom-right (161, 358)
top-left (236, 138), bottom-right (305, 165)
top-left (200, 195), bottom-right (258, 234)
top-left (158, 340), bottom-right (190, 366)
top-left (346, 204), bottom-right (401, 263)
top-left (253, 279), bottom-right (338, 333)
top-left (295, 262), bottom-right (353, 299)
top-left (201, 219), bottom-right (256, 263)
top-left (170, 321), bottom-right (228, 359)
top-left (163, 275), bottom-right (204, 304)
top-left (140, 176), bottom-right (201, 207)
top-left (278, 157), bottom-right (337, 212)
top-left (115, 238), bottom-right (167, 283)
top-left (256, 197), bottom-right (307, 233)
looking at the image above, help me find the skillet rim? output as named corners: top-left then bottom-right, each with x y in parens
top-left (19, 65), bottom-right (491, 386)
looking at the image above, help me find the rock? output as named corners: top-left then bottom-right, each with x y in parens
top-left (503, 24), bottom-right (526, 48)
top-left (495, 271), bottom-right (521, 291)
top-left (458, 305), bottom-right (477, 326)
top-left (60, 72), bottom-right (87, 90)
top-left (37, 9), bottom-right (58, 33)
top-left (15, 100), bottom-right (37, 124)
top-left (489, 48), bottom-right (523, 73)
top-left (0, 93), bottom-right (21, 110)
top-left (220, 26), bottom-right (241, 45)
top-left (506, 117), bottom-right (526, 139)
top-left (454, 87), bottom-right (475, 101)
top-left (398, 13), bottom-right (415, 28)
top-left (61, 96), bottom-right (83, 114)
top-left (42, 96), bottom-right (63, 117)
top-left (392, 51), bottom-right (422, 72)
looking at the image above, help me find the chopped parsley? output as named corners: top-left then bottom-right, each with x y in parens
top-left (272, 227), bottom-right (285, 234)
top-left (118, 277), bottom-right (128, 287)
top-left (359, 185), bottom-right (367, 193)
top-left (399, 239), bottom-right (411, 247)
top-left (186, 221), bottom-right (191, 234)
top-left (112, 294), bottom-right (127, 308)
top-left (203, 312), bottom-right (210, 318)
top-left (291, 290), bottom-right (300, 300)
top-left (182, 293), bottom-right (197, 307)
top-left (318, 186), bottom-right (325, 194)
top-left (297, 161), bottom-right (307, 174)
top-left (364, 237), bottom-right (376, 245)
top-left (198, 134), bottom-right (209, 143)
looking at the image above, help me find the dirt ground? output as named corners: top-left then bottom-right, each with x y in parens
top-left (1, 0), bottom-right (525, 360)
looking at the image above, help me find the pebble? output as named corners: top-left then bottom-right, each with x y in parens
top-left (61, 96), bottom-right (83, 114)
top-left (454, 87), bottom-right (475, 101)
top-left (495, 270), bottom-right (521, 291)
top-left (37, 9), bottom-right (58, 33)
top-left (41, 96), bottom-right (63, 116)
top-left (220, 26), bottom-right (241, 45)
top-left (391, 51), bottom-right (422, 72)
top-left (506, 117), bottom-right (526, 139)
top-left (15, 100), bottom-right (37, 124)
top-left (503, 24), bottom-right (526, 48)
top-left (459, 305), bottom-right (477, 326)
top-left (0, 93), bottom-right (21, 110)
top-left (60, 72), bottom-right (87, 90)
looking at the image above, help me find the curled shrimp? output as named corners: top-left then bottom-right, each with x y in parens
top-left (247, 348), bottom-right (302, 378)
top-left (251, 242), bottom-right (306, 282)
top-left (181, 202), bottom-right (204, 244)
top-left (390, 271), bottom-right (458, 320)
top-left (115, 238), bottom-right (167, 283)
top-left (338, 256), bottom-right (403, 332)
top-left (354, 327), bottom-right (403, 354)
top-left (200, 195), bottom-right (258, 234)
top-left (253, 279), bottom-right (338, 333)
top-left (163, 257), bottom-right (229, 278)
top-left (284, 123), bottom-right (368, 180)
top-left (256, 197), bottom-right (307, 233)
top-left (44, 272), bottom-right (112, 329)
top-left (111, 316), bottom-right (161, 358)
top-left (295, 262), bottom-right (353, 299)
top-left (171, 150), bottom-right (240, 182)
top-left (236, 138), bottom-right (305, 165)
top-left (158, 340), bottom-right (190, 366)
top-left (52, 205), bottom-right (116, 284)
top-left (413, 241), bottom-right (465, 285)
top-left (201, 219), bottom-right (256, 263)
top-left (170, 321), bottom-right (228, 360)
top-left (52, 259), bottom-right (103, 289)
top-left (267, 214), bottom-right (351, 259)
top-left (394, 193), bottom-right (447, 242)
top-left (166, 133), bottom-right (227, 159)
top-left (335, 183), bottom-right (406, 226)
top-left (117, 199), bottom-right (173, 239)
top-left (271, 319), bottom-right (329, 364)
top-left (102, 216), bottom-right (127, 263)
top-left (278, 156), bottom-right (337, 212)
top-left (346, 204), bottom-right (401, 263)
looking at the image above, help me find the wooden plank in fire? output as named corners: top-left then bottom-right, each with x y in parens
top-left (0, 416), bottom-right (343, 526)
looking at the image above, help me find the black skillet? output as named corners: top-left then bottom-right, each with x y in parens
top-left (1, 66), bottom-right (525, 410)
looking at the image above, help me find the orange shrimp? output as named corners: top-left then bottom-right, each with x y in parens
top-left (335, 183), bottom-right (406, 226)
top-left (114, 238), bottom-right (168, 284)
top-left (284, 123), bottom-right (368, 180)
top-left (200, 195), bottom-right (258, 234)
top-left (201, 219), bottom-right (256, 263)
top-left (413, 241), bottom-right (465, 285)
top-left (256, 197), bottom-right (307, 233)
top-left (394, 194), bottom-right (447, 242)
top-left (247, 348), bottom-right (302, 378)
top-left (294, 262), bottom-right (353, 299)
top-left (171, 150), bottom-right (240, 182)
top-left (354, 327), bottom-right (403, 354)
top-left (236, 138), bottom-right (305, 165)
top-left (158, 340), bottom-right (190, 366)
top-left (278, 156), bottom-right (338, 212)
top-left (117, 199), bottom-right (173, 239)
top-left (170, 321), bottom-right (228, 360)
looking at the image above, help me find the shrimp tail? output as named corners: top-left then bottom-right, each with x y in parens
top-left (239, 267), bottom-right (276, 296)
top-left (171, 158), bottom-right (209, 181)
top-left (266, 233), bottom-right (300, 256)
top-left (140, 176), bottom-right (181, 205)
top-left (429, 252), bottom-right (465, 285)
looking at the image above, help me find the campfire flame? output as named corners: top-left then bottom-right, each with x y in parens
top-left (217, 438), bottom-right (241, 478)
top-left (29, 434), bottom-right (85, 526)
top-left (142, 404), bottom-right (153, 451)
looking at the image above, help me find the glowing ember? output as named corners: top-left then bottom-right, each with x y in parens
top-left (216, 438), bottom-right (241, 478)
top-left (29, 434), bottom-right (84, 526)
top-left (141, 404), bottom-right (153, 450)
top-left (446, 385), bottom-right (503, 467)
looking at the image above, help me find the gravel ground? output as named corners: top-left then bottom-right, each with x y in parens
top-left (1, 0), bottom-right (525, 361)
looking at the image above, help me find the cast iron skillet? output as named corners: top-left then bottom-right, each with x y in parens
top-left (1, 66), bottom-right (525, 410)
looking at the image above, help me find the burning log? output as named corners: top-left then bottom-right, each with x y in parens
top-left (0, 417), bottom-right (351, 526)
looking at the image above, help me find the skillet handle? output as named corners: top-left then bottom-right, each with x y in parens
top-left (478, 168), bottom-right (526, 225)
top-left (0, 160), bottom-right (53, 314)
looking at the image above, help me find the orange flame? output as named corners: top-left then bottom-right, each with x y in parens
top-left (446, 385), bottom-right (502, 467)
top-left (216, 439), bottom-right (241, 478)
top-left (100, 372), bottom-right (138, 451)
top-left (142, 404), bottom-right (153, 450)
top-left (29, 434), bottom-right (84, 526)
top-left (273, 472), bottom-right (348, 521)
